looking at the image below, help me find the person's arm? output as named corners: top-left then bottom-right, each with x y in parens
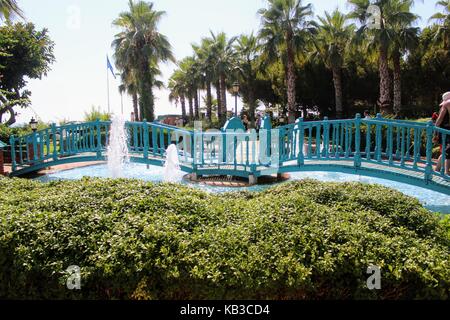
top-left (435, 105), bottom-right (448, 127)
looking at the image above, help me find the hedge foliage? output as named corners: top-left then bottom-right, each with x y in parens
top-left (0, 177), bottom-right (448, 299)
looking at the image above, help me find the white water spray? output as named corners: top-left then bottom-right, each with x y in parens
top-left (107, 115), bottom-right (129, 178)
top-left (163, 144), bottom-right (183, 183)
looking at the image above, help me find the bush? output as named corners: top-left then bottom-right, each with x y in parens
top-left (84, 106), bottom-right (111, 122)
top-left (0, 124), bottom-right (31, 143)
top-left (0, 177), bottom-right (448, 299)
top-left (0, 123), bottom-right (49, 143)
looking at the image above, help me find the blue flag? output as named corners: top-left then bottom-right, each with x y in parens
top-left (107, 56), bottom-right (116, 79)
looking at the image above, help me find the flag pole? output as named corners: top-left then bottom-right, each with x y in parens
top-left (120, 91), bottom-right (124, 115)
top-left (107, 59), bottom-right (110, 114)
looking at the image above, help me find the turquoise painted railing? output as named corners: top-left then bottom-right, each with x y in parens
top-left (8, 115), bottom-right (450, 193)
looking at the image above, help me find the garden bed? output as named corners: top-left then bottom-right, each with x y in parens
top-left (0, 177), bottom-right (448, 299)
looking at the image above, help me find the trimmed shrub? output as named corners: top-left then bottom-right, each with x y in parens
top-left (0, 177), bottom-right (448, 299)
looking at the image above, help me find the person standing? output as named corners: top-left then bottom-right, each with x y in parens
top-left (434, 92), bottom-right (450, 175)
top-left (242, 115), bottom-right (249, 131)
top-left (255, 113), bottom-right (262, 132)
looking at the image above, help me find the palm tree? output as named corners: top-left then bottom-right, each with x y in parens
top-left (118, 68), bottom-right (139, 121)
top-left (175, 57), bottom-right (198, 122)
top-left (168, 69), bottom-right (188, 123)
top-left (348, 0), bottom-right (419, 115)
top-left (209, 31), bottom-right (237, 124)
top-left (171, 56), bottom-right (203, 122)
top-left (234, 33), bottom-right (260, 127)
top-left (258, 0), bottom-right (315, 123)
top-left (429, 0), bottom-right (450, 48)
top-left (390, 0), bottom-right (419, 115)
top-left (112, 0), bottom-right (174, 122)
top-left (190, 56), bottom-right (203, 120)
top-left (192, 37), bottom-right (216, 123)
top-left (313, 9), bottom-right (355, 118)
top-left (0, 0), bottom-right (24, 20)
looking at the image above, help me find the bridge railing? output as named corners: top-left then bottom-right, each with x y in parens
top-left (9, 120), bottom-right (111, 172)
top-left (8, 115), bottom-right (450, 184)
top-left (193, 130), bottom-right (258, 171)
top-left (286, 114), bottom-right (449, 182)
top-left (126, 121), bottom-right (194, 163)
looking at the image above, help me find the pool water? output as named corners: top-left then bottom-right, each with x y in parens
top-left (36, 163), bottom-right (450, 214)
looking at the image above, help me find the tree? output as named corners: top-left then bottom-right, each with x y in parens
top-left (348, 0), bottom-right (419, 115)
top-left (234, 33), bottom-right (260, 126)
top-left (178, 56), bottom-right (199, 122)
top-left (313, 9), bottom-right (355, 118)
top-left (192, 37), bottom-right (216, 123)
top-left (0, 0), bottom-right (24, 21)
top-left (117, 66), bottom-right (139, 121)
top-left (112, 0), bottom-right (174, 122)
top-left (209, 31), bottom-right (237, 124)
top-left (429, 0), bottom-right (450, 49)
top-left (402, 25), bottom-right (450, 113)
top-left (0, 22), bottom-right (55, 125)
top-left (168, 69), bottom-right (188, 123)
top-left (258, 0), bottom-right (315, 123)
top-left (390, 0), bottom-right (419, 115)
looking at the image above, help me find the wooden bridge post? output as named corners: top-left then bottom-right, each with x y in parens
top-left (297, 117), bottom-right (304, 166)
top-left (96, 119), bottom-right (101, 159)
top-left (151, 120), bottom-right (158, 156)
top-left (323, 117), bottom-right (329, 159)
top-left (388, 124), bottom-right (394, 165)
top-left (32, 131), bottom-right (38, 162)
top-left (354, 114), bottom-right (362, 168)
top-left (425, 121), bottom-right (434, 183)
top-left (248, 174), bottom-right (257, 186)
top-left (143, 120), bottom-right (149, 160)
top-left (375, 113), bottom-right (382, 162)
top-left (51, 123), bottom-right (58, 161)
top-left (9, 135), bottom-right (16, 172)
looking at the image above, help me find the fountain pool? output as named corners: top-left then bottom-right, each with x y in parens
top-left (36, 163), bottom-right (450, 214)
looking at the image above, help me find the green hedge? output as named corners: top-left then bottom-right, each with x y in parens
top-left (0, 177), bottom-right (449, 299)
top-left (0, 124), bottom-right (32, 143)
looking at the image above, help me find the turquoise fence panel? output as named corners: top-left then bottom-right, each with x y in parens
top-left (7, 117), bottom-right (450, 192)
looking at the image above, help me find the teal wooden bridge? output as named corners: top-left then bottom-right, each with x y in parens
top-left (8, 114), bottom-right (450, 195)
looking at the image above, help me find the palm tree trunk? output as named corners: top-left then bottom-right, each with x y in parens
top-left (220, 72), bottom-right (227, 123)
top-left (379, 45), bottom-right (392, 114)
top-left (147, 87), bottom-right (155, 122)
top-left (139, 103), bottom-right (144, 122)
top-left (206, 81), bottom-right (212, 123)
top-left (248, 85), bottom-right (256, 128)
top-left (188, 95), bottom-right (194, 122)
top-left (216, 80), bottom-right (222, 122)
top-left (286, 38), bottom-right (297, 124)
top-left (132, 92), bottom-right (139, 121)
top-left (332, 66), bottom-right (343, 118)
top-left (194, 89), bottom-right (200, 120)
top-left (138, 60), bottom-right (155, 121)
top-left (180, 95), bottom-right (187, 123)
top-left (393, 50), bottom-right (402, 115)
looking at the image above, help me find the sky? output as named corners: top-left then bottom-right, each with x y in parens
top-left (11, 0), bottom-right (438, 125)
